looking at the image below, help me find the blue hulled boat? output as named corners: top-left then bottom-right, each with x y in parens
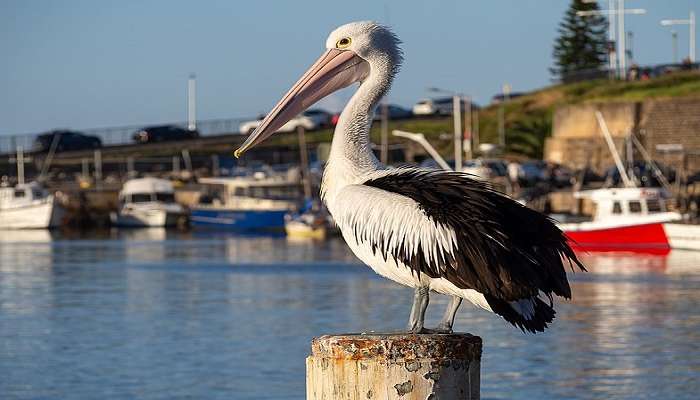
top-left (191, 172), bottom-right (302, 231)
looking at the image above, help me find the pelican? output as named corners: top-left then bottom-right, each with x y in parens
top-left (235, 21), bottom-right (584, 333)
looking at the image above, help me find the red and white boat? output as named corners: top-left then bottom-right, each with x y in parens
top-left (558, 187), bottom-right (700, 252)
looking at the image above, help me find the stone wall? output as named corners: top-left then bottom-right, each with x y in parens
top-left (640, 97), bottom-right (700, 173)
top-left (545, 97), bottom-right (700, 174)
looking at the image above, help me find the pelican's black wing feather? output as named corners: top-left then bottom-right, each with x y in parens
top-left (363, 168), bottom-right (585, 302)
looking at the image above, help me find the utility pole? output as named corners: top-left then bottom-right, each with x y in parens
top-left (661, 11), bottom-right (696, 63)
top-left (427, 87), bottom-right (465, 171)
top-left (618, 0), bottom-right (626, 78)
top-left (380, 102), bottom-right (389, 164)
top-left (452, 95), bottom-right (462, 172)
top-left (626, 31), bottom-right (634, 64)
top-left (297, 126), bottom-right (312, 200)
top-left (188, 74), bottom-right (197, 131)
top-left (463, 96), bottom-right (472, 160)
top-left (672, 30), bottom-right (679, 63)
top-left (498, 83), bottom-right (510, 150)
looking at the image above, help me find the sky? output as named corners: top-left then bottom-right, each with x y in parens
top-left (0, 0), bottom-right (697, 135)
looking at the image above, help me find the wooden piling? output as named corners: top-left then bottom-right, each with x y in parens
top-left (306, 333), bottom-right (482, 400)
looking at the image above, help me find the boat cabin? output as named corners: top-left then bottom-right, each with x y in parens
top-left (0, 182), bottom-right (51, 209)
top-left (575, 187), bottom-right (681, 223)
top-left (119, 178), bottom-right (176, 204)
top-left (197, 175), bottom-right (302, 211)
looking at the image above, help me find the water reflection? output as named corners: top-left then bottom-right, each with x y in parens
top-left (0, 233), bottom-right (698, 400)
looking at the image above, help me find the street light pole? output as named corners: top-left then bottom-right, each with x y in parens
top-left (380, 102), bottom-right (389, 164)
top-left (578, 2), bottom-right (646, 79)
top-left (618, 0), bottom-right (626, 78)
top-left (661, 11), bottom-right (696, 63)
top-left (188, 74), bottom-right (196, 131)
top-left (672, 30), bottom-right (679, 63)
top-left (498, 83), bottom-right (510, 150)
top-left (463, 95), bottom-right (472, 160)
top-left (452, 95), bottom-right (462, 172)
top-left (427, 86), bottom-right (466, 171)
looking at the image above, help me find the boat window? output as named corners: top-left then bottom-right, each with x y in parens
top-left (629, 201), bottom-right (642, 213)
top-left (612, 201), bottom-right (622, 214)
top-left (646, 199), bottom-right (661, 212)
top-left (155, 193), bottom-right (175, 203)
top-left (247, 187), bottom-right (261, 198)
top-left (131, 193), bottom-right (152, 203)
top-left (233, 187), bottom-right (246, 196)
top-left (14, 189), bottom-right (26, 198)
top-left (266, 186), bottom-right (297, 200)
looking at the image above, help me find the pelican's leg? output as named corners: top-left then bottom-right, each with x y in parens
top-left (435, 296), bottom-right (462, 333)
top-left (407, 286), bottom-right (430, 333)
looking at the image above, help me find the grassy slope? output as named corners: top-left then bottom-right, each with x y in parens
top-left (268, 70), bottom-right (700, 159)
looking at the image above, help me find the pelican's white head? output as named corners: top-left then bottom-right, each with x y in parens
top-left (235, 21), bottom-right (402, 157)
top-left (325, 21), bottom-right (402, 78)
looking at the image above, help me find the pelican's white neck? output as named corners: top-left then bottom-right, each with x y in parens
top-left (321, 62), bottom-right (393, 206)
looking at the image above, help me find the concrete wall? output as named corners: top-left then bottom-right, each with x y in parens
top-left (545, 97), bottom-right (700, 174)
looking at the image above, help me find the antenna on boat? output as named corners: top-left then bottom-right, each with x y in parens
top-left (595, 111), bottom-right (636, 188)
top-left (630, 135), bottom-right (673, 192)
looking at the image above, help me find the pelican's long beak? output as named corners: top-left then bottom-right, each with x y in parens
top-left (234, 48), bottom-right (369, 157)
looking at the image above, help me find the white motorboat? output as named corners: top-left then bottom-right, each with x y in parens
top-left (0, 182), bottom-right (65, 229)
top-left (110, 178), bottom-right (187, 227)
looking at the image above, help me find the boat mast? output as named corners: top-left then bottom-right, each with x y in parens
top-left (595, 111), bottom-right (635, 188)
top-left (16, 146), bottom-right (25, 185)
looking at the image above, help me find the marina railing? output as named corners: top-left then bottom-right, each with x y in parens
top-left (0, 117), bottom-right (250, 155)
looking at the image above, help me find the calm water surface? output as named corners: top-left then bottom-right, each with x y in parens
top-left (0, 229), bottom-right (699, 400)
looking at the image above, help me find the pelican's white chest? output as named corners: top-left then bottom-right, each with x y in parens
top-left (339, 221), bottom-right (426, 288)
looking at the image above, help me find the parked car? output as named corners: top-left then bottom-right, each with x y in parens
top-left (239, 112), bottom-right (318, 134)
top-left (373, 104), bottom-right (413, 121)
top-left (518, 161), bottom-right (546, 185)
top-left (133, 125), bottom-right (199, 144)
top-left (412, 97), bottom-right (477, 116)
top-left (303, 109), bottom-right (332, 128)
top-left (412, 97), bottom-right (455, 116)
top-left (461, 159), bottom-right (507, 180)
top-left (33, 130), bottom-right (102, 153)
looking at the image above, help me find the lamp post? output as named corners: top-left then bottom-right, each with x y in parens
top-left (578, 1), bottom-right (646, 79)
top-left (672, 30), bottom-right (679, 63)
top-left (187, 74), bottom-right (197, 131)
top-left (428, 87), bottom-right (464, 172)
top-left (661, 11), bottom-right (696, 63)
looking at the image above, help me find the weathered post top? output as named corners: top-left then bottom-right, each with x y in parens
top-left (306, 333), bottom-right (482, 400)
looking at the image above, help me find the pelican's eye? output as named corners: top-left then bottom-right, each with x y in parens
top-left (336, 37), bottom-right (352, 49)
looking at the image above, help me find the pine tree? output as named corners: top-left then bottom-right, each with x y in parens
top-left (552, 0), bottom-right (608, 79)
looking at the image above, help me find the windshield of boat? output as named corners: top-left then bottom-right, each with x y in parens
top-left (232, 184), bottom-right (299, 200)
top-left (131, 193), bottom-right (153, 203)
top-left (155, 193), bottom-right (175, 203)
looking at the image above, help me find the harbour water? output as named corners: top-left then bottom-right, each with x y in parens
top-left (1, 230), bottom-right (699, 400)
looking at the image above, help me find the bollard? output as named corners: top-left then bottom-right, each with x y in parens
top-left (306, 333), bottom-right (482, 400)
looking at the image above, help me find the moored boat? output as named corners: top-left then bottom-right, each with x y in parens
top-left (191, 172), bottom-right (302, 231)
top-left (110, 178), bottom-right (187, 227)
top-left (284, 210), bottom-right (327, 239)
top-left (557, 187), bottom-right (700, 252)
top-left (0, 182), bottom-right (65, 229)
